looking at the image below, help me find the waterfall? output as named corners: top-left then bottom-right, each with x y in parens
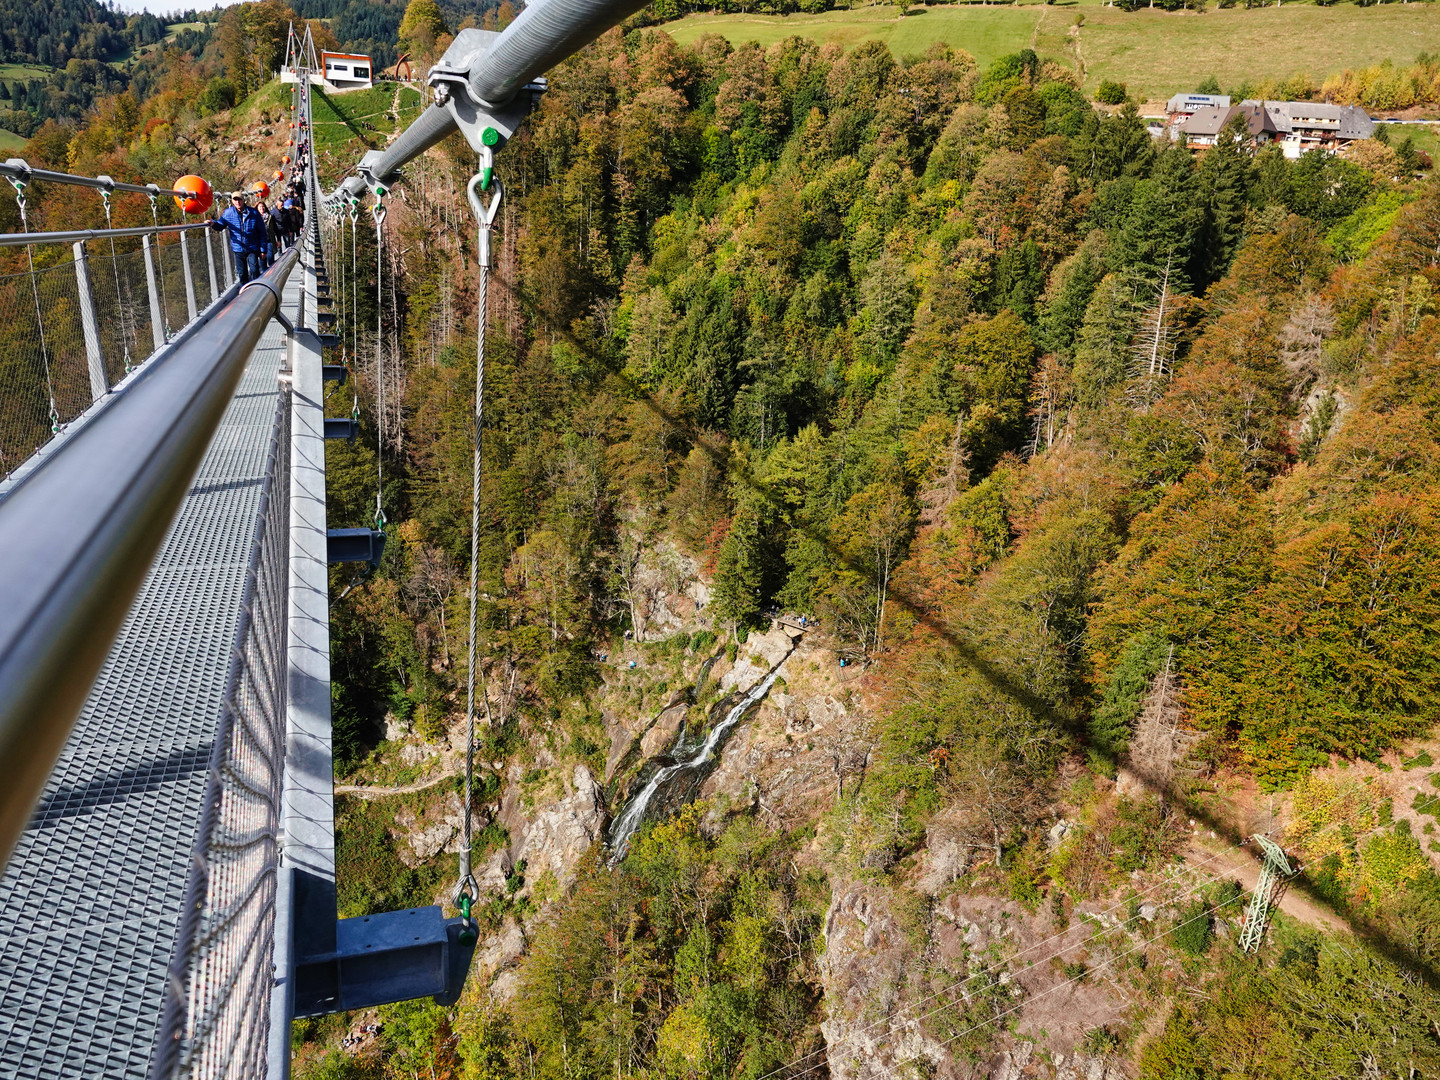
top-left (607, 669), bottom-right (780, 862)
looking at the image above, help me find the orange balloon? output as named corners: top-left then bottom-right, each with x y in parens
top-left (273, 170), bottom-right (284, 181)
top-left (172, 174), bottom-right (213, 214)
top-left (287, 139), bottom-right (294, 146)
top-left (252, 181), bottom-right (270, 200)
top-left (281, 155), bottom-right (291, 165)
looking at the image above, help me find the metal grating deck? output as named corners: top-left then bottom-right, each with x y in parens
top-left (0, 281), bottom-right (299, 1080)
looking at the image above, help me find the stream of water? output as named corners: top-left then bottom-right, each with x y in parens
top-left (607, 668), bottom-right (781, 862)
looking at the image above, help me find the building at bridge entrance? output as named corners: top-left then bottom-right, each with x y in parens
top-left (281, 51), bottom-right (374, 92)
top-left (320, 51), bottom-right (374, 91)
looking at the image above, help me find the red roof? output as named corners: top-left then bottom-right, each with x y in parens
top-left (321, 51), bottom-right (371, 63)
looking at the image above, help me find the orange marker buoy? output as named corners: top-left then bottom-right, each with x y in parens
top-left (252, 181), bottom-right (270, 200)
top-left (172, 175), bottom-right (213, 214)
top-left (281, 155), bottom-right (291, 165)
top-left (273, 170), bottom-right (285, 181)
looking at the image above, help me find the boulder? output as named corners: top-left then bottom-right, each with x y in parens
top-left (395, 793), bottom-right (463, 867)
top-left (686, 579), bottom-right (711, 610)
top-left (640, 702), bottom-right (688, 760)
top-left (747, 626), bottom-right (795, 670)
top-left (476, 847), bottom-right (512, 893)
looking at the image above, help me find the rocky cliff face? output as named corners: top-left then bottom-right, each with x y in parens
top-left (447, 585), bottom-right (1135, 1077)
top-left (820, 885), bottom-right (951, 1080)
top-left (819, 882), bottom-right (1133, 1080)
top-left (477, 762), bottom-right (605, 897)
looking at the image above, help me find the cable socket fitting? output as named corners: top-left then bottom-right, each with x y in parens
top-left (426, 29), bottom-right (546, 155)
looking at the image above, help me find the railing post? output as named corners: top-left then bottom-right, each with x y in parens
top-left (204, 225), bottom-right (219, 298)
top-left (179, 227), bottom-right (198, 322)
top-left (71, 240), bottom-right (108, 402)
top-left (142, 234), bottom-right (166, 351)
top-left (221, 235), bottom-right (234, 289)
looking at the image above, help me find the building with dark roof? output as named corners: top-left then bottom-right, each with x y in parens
top-left (1242, 100), bottom-right (1375, 158)
top-left (1170, 99), bottom-right (1374, 157)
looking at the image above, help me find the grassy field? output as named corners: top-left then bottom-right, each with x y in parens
top-left (308, 84), bottom-right (425, 154)
top-left (665, 5), bottom-right (1039, 69)
top-left (0, 128), bottom-right (27, 153)
top-left (164, 21), bottom-right (206, 41)
top-left (1398, 121), bottom-right (1440, 163)
top-left (662, 1), bottom-right (1440, 106)
top-left (0, 62), bottom-right (53, 84)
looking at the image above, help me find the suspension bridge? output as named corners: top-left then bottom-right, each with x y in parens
top-left (0, 2), bottom-right (649, 1076)
top-left (0, 3), bottom-right (1323, 1079)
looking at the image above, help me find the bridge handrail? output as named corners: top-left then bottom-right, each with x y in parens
top-left (0, 220), bottom-right (211, 247)
top-left (0, 245), bottom-right (300, 871)
top-left (1, 158), bottom-right (196, 199)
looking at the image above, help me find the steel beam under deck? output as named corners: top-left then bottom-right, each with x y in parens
top-left (0, 275), bottom-right (303, 1080)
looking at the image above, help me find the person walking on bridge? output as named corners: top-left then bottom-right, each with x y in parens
top-left (208, 191), bottom-right (265, 284)
top-left (260, 201), bottom-right (283, 263)
top-left (282, 199), bottom-right (301, 248)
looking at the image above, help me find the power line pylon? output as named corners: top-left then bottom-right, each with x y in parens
top-left (1239, 834), bottom-right (1294, 953)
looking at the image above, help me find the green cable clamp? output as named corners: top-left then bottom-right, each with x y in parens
top-left (479, 130), bottom-right (499, 189)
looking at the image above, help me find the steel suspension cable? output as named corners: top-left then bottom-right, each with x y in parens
top-left (148, 190), bottom-right (172, 340)
top-left (98, 190), bottom-right (135, 373)
top-left (6, 174), bottom-right (60, 436)
top-left (371, 193), bottom-right (387, 533)
top-left (452, 158), bottom-right (503, 944)
top-left (349, 199), bottom-right (358, 363)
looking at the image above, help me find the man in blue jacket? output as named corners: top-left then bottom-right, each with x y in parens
top-left (208, 191), bottom-right (266, 284)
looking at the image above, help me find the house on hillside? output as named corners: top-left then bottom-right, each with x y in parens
top-left (1242, 100), bottom-right (1374, 158)
top-left (1165, 93), bottom-right (1231, 122)
top-left (1232, 101), bottom-right (1284, 146)
top-left (320, 52), bottom-right (374, 91)
top-left (1174, 104), bottom-right (1236, 147)
top-left (1172, 99), bottom-right (1374, 157)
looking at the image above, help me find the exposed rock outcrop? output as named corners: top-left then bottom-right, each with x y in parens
top-left (475, 916), bottom-right (527, 1002)
top-left (507, 764), bottom-right (605, 894)
top-left (394, 792), bottom-right (462, 868)
top-left (819, 884), bottom-right (948, 1080)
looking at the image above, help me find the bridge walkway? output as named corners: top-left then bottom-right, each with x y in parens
top-left (0, 273), bottom-right (301, 1080)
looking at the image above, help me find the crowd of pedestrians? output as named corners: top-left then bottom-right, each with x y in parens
top-left (207, 140), bottom-right (312, 285)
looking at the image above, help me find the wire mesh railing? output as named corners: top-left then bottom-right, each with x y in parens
top-left (152, 391), bottom-right (291, 1080)
top-left (0, 260), bottom-right (90, 475)
top-left (158, 232), bottom-right (189, 339)
top-left (88, 241), bottom-right (159, 385)
top-left (0, 223), bottom-right (224, 487)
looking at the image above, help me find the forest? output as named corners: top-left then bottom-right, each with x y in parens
top-left (305, 22), bottom-right (1440, 1080)
top-left (10, 2), bottom-right (1440, 1077)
